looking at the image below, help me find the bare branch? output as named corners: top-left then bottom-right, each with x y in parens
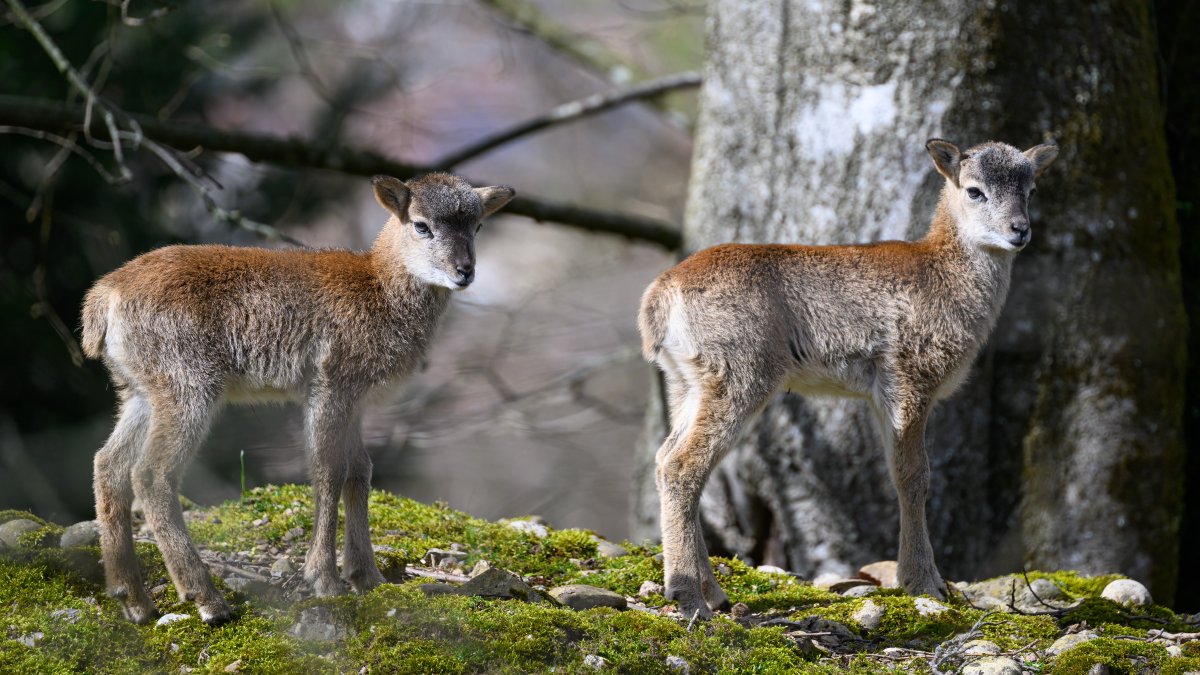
top-left (269, 0), bottom-right (333, 103)
top-left (477, 0), bottom-right (641, 82)
top-left (0, 126), bottom-right (122, 184)
top-left (4, 0), bottom-right (132, 181)
top-left (0, 94), bottom-right (683, 249)
top-left (438, 71), bottom-right (700, 168)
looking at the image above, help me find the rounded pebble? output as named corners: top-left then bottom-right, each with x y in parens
top-left (0, 519), bottom-right (42, 549)
top-left (1100, 579), bottom-right (1152, 607)
top-left (59, 520), bottom-right (100, 548)
top-left (961, 656), bottom-right (1023, 675)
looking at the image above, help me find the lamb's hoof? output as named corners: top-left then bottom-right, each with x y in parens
top-left (702, 581), bottom-right (731, 612)
top-left (308, 573), bottom-right (351, 597)
top-left (666, 583), bottom-right (713, 623)
top-left (110, 586), bottom-right (157, 624)
top-left (198, 597), bottom-right (233, 626)
top-left (344, 567), bottom-right (386, 594)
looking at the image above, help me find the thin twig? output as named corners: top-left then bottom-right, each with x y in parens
top-left (0, 94), bottom-right (684, 249)
top-left (4, 0), bottom-right (132, 181)
top-left (0, 126), bottom-right (122, 184)
top-left (438, 71), bottom-right (700, 168)
top-left (135, 134), bottom-right (308, 246)
top-left (686, 608), bottom-right (702, 632)
top-left (269, 0), bottom-right (333, 103)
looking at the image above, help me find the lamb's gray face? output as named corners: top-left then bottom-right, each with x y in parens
top-left (957, 143), bottom-right (1038, 252)
top-left (926, 139), bottom-right (1059, 254)
top-left (405, 175), bottom-right (484, 290)
top-left (372, 173), bottom-right (516, 291)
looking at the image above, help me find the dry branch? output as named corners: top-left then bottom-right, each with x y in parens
top-left (0, 94), bottom-right (683, 249)
top-left (438, 71), bottom-right (701, 168)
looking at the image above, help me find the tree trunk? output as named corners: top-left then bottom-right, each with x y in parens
top-left (633, 0), bottom-right (1185, 602)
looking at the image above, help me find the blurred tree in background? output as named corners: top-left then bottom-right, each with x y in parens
top-left (632, 0), bottom-right (1200, 609)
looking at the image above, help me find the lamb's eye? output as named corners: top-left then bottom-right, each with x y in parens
top-left (966, 187), bottom-right (985, 201)
top-left (413, 221), bottom-right (431, 235)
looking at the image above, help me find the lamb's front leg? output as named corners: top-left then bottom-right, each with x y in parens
top-left (342, 440), bottom-right (385, 592)
top-left (875, 401), bottom-right (945, 599)
top-left (303, 394), bottom-right (353, 597)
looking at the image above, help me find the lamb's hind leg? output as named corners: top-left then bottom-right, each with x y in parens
top-left (95, 393), bottom-right (156, 624)
top-left (657, 365), bottom-right (772, 620)
top-left (133, 388), bottom-right (230, 624)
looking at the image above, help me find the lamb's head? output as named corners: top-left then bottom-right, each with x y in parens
top-left (926, 139), bottom-right (1058, 253)
top-left (372, 172), bottom-right (515, 290)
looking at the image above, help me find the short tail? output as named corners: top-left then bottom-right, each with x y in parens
top-left (638, 277), bottom-right (672, 362)
top-left (81, 283), bottom-right (110, 360)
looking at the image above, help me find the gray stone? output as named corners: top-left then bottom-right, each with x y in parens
top-left (914, 597), bottom-right (948, 617)
top-left (851, 599), bottom-right (885, 631)
top-left (665, 655), bottom-right (689, 673)
top-left (50, 608), bottom-right (82, 624)
top-left (270, 557), bottom-right (295, 577)
top-left (1026, 577), bottom-right (1065, 601)
top-left (961, 656), bottom-right (1023, 675)
top-left (419, 583), bottom-right (459, 597)
top-left (17, 632), bottom-right (44, 647)
top-left (457, 567), bottom-right (543, 603)
top-left (288, 607), bottom-right (349, 642)
top-left (756, 564), bottom-right (789, 575)
top-left (549, 584), bottom-right (627, 611)
top-left (60, 520), bottom-right (100, 548)
top-left (842, 584), bottom-right (878, 598)
top-left (1046, 630), bottom-right (1100, 657)
top-left (593, 537), bottom-right (629, 558)
top-left (0, 519), bottom-right (42, 549)
top-left (962, 639), bottom-right (1002, 656)
top-left (1101, 579), bottom-right (1152, 607)
top-left (583, 654), bottom-right (608, 670)
top-left (156, 613), bottom-right (192, 627)
top-left (960, 575), bottom-right (1076, 613)
top-left (505, 519), bottom-right (548, 538)
top-left (638, 580), bottom-right (665, 598)
top-left (423, 548), bottom-right (468, 569)
top-left (223, 659), bottom-right (242, 672)
top-left (469, 560), bottom-right (492, 578)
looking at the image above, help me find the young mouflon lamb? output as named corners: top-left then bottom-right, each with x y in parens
top-left (639, 139), bottom-right (1058, 620)
top-left (82, 172), bottom-right (514, 624)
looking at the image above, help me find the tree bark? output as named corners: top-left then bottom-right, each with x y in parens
top-left (633, 0), bottom-right (1185, 602)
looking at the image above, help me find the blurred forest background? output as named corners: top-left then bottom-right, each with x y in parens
top-left (1, 0), bottom-right (1197, 611)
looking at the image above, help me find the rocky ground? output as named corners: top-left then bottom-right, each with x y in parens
top-left (2, 484), bottom-right (1199, 673)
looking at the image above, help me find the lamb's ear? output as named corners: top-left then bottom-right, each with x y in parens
top-left (475, 185), bottom-right (516, 218)
top-left (926, 139), bottom-right (964, 186)
top-left (1023, 143), bottom-right (1059, 177)
top-left (372, 175), bottom-right (411, 219)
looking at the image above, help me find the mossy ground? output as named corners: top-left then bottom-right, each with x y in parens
top-left (2, 485), bottom-right (1198, 673)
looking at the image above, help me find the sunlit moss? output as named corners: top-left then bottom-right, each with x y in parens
top-left (2, 485), bottom-right (1197, 674)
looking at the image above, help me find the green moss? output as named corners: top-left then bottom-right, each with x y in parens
top-left (1050, 637), bottom-right (1168, 675)
top-left (0, 509), bottom-right (47, 525)
top-left (1026, 570), bottom-right (1125, 598)
top-left (1058, 597), bottom-right (1189, 632)
top-left (3, 486), bottom-right (1196, 673)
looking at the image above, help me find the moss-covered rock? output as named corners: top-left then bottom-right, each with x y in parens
top-left (2, 485), bottom-right (1197, 673)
